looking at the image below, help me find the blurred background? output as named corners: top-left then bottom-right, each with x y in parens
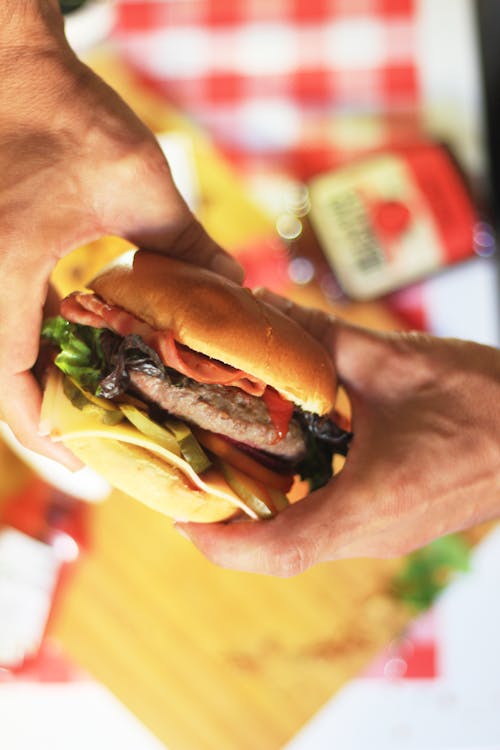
top-left (0, 1), bottom-right (499, 749)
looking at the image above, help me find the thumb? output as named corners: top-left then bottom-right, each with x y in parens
top-left (175, 487), bottom-right (341, 576)
top-left (101, 142), bottom-right (244, 283)
top-left (253, 289), bottom-right (398, 390)
top-left (135, 213), bottom-right (245, 285)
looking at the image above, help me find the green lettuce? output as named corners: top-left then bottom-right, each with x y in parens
top-left (41, 316), bottom-right (106, 393)
top-left (391, 534), bottom-right (471, 611)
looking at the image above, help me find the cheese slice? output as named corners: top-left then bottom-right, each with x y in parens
top-left (41, 371), bottom-right (258, 519)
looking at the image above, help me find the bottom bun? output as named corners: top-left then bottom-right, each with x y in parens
top-left (66, 437), bottom-right (240, 523)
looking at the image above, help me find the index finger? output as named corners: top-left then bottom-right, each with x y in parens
top-left (254, 288), bottom-right (337, 351)
top-left (105, 150), bottom-right (245, 284)
top-left (0, 249), bottom-right (81, 469)
top-left (0, 370), bottom-right (83, 470)
top-left (254, 288), bottom-right (395, 391)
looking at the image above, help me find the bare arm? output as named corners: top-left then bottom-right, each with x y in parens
top-left (0, 0), bottom-right (242, 467)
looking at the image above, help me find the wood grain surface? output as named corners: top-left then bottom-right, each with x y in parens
top-left (53, 489), bottom-right (413, 750)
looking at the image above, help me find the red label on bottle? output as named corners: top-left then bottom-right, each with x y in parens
top-left (308, 144), bottom-right (478, 300)
top-left (402, 145), bottom-right (476, 263)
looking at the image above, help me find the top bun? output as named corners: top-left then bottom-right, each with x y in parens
top-left (89, 250), bottom-right (336, 415)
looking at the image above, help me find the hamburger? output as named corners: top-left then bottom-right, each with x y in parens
top-left (40, 251), bottom-right (351, 522)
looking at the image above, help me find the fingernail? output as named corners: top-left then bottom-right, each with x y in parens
top-left (254, 288), bottom-right (274, 301)
top-left (211, 255), bottom-right (245, 283)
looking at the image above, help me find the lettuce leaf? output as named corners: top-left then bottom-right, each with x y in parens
top-left (391, 535), bottom-right (471, 611)
top-left (41, 316), bottom-right (106, 393)
top-left (41, 317), bottom-right (168, 399)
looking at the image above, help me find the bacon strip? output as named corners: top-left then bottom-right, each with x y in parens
top-left (153, 331), bottom-right (266, 395)
top-left (60, 292), bottom-right (266, 397)
top-left (61, 292), bottom-right (152, 339)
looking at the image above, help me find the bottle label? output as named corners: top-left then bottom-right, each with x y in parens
top-left (308, 146), bottom-right (477, 300)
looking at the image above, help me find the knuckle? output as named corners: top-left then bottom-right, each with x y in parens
top-left (306, 309), bottom-right (334, 347)
top-left (384, 333), bottom-right (439, 388)
top-left (135, 138), bottom-right (171, 177)
top-left (173, 217), bottom-right (204, 251)
top-left (266, 540), bottom-right (313, 578)
top-left (100, 134), bottom-right (169, 188)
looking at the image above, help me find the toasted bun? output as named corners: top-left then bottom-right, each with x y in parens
top-left (66, 437), bottom-right (239, 522)
top-left (89, 251), bottom-right (336, 415)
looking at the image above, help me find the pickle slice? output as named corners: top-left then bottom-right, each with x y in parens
top-left (218, 461), bottom-right (275, 520)
top-left (163, 417), bottom-right (212, 474)
top-left (63, 377), bottom-right (124, 426)
top-left (268, 487), bottom-right (290, 512)
top-left (119, 404), bottom-right (182, 457)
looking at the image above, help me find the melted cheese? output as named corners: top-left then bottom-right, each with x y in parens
top-left (41, 372), bottom-right (257, 519)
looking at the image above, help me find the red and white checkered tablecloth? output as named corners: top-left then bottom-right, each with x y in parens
top-left (111, 1), bottom-right (498, 345)
top-left (113, 0), bottom-right (420, 179)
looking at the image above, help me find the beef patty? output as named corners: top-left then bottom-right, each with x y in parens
top-left (129, 370), bottom-right (306, 461)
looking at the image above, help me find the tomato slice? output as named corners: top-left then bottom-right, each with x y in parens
top-left (262, 388), bottom-right (294, 443)
top-left (193, 428), bottom-right (294, 493)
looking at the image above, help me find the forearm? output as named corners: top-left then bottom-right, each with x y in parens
top-left (0, 0), bottom-right (64, 50)
top-left (1, 0), bottom-right (75, 131)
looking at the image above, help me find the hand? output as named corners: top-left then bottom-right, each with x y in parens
top-left (177, 291), bottom-right (500, 576)
top-left (0, 1), bottom-right (242, 468)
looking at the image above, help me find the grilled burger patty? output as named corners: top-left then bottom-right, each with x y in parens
top-left (129, 370), bottom-right (307, 461)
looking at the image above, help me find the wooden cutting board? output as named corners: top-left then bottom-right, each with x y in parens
top-left (53, 489), bottom-right (412, 750)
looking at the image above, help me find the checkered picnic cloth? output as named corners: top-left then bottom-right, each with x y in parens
top-left (112, 0), bottom-right (421, 180)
